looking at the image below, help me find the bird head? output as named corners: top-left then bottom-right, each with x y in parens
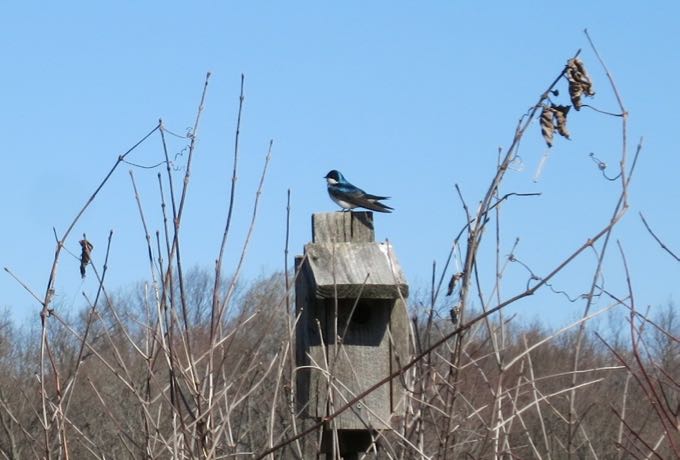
top-left (324, 170), bottom-right (343, 185)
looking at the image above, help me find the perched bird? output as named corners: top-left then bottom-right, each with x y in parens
top-left (324, 170), bottom-right (393, 213)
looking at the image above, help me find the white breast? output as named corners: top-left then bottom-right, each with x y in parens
top-left (329, 193), bottom-right (356, 209)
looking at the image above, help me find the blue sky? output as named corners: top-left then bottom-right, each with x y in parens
top-left (2, 3), bottom-right (679, 327)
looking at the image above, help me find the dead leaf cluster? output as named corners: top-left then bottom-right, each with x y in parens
top-left (538, 57), bottom-right (595, 147)
top-left (566, 57), bottom-right (595, 110)
top-left (540, 104), bottom-right (571, 147)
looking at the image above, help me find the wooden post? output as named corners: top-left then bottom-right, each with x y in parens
top-left (296, 212), bottom-right (410, 459)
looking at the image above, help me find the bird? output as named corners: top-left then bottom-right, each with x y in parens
top-left (324, 169), bottom-right (393, 213)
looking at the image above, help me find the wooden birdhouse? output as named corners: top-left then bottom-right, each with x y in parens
top-left (295, 211), bottom-right (410, 458)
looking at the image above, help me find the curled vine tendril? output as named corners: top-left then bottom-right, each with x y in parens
top-left (589, 152), bottom-right (621, 181)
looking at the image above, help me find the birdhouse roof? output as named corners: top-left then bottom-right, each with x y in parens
top-left (303, 241), bottom-right (409, 299)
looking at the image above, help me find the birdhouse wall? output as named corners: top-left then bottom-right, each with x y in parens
top-left (296, 268), bottom-right (410, 430)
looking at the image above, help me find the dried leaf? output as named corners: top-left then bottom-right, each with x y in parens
top-left (446, 272), bottom-right (463, 296)
top-left (79, 239), bottom-right (94, 278)
top-left (450, 305), bottom-right (460, 325)
top-left (553, 104), bottom-right (571, 139)
top-left (571, 58), bottom-right (595, 96)
top-left (568, 79), bottom-right (584, 110)
top-left (566, 58), bottom-right (595, 110)
top-left (540, 106), bottom-right (554, 147)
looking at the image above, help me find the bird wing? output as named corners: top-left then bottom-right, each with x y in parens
top-left (333, 183), bottom-right (393, 213)
top-left (356, 198), bottom-right (393, 212)
top-left (346, 189), bottom-right (393, 213)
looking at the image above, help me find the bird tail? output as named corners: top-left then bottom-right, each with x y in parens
top-left (363, 193), bottom-right (389, 201)
top-left (364, 200), bottom-right (393, 213)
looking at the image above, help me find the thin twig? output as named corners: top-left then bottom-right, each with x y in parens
top-left (211, 73), bottom-right (246, 341)
top-left (639, 212), bottom-right (680, 262)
